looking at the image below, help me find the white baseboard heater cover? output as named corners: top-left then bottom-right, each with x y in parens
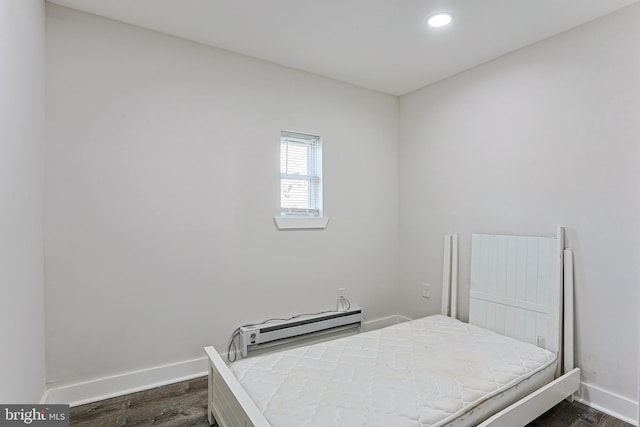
top-left (239, 306), bottom-right (363, 357)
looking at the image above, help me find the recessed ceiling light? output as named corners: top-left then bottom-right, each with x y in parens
top-left (427, 12), bottom-right (453, 28)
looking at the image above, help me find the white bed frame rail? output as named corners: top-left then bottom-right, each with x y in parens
top-left (204, 346), bottom-right (268, 427)
top-left (207, 227), bottom-right (579, 427)
top-left (441, 233), bottom-right (459, 318)
top-left (477, 368), bottom-right (581, 427)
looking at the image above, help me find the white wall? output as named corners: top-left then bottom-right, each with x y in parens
top-left (0, 0), bottom-right (47, 403)
top-left (399, 3), bottom-right (640, 421)
top-left (45, 5), bottom-right (399, 388)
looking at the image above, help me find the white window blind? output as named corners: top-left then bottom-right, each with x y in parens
top-left (280, 131), bottom-right (322, 216)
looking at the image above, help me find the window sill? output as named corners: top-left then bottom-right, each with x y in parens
top-left (274, 216), bottom-right (329, 230)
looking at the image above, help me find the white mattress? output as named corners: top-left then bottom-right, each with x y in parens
top-left (230, 315), bottom-right (557, 427)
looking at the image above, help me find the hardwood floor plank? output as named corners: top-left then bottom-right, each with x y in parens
top-left (69, 396), bottom-right (128, 425)
top-left (525, 399), bottom-right (631, 427)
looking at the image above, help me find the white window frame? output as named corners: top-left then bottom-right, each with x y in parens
top-left (274, 130), bottom-right (328, 230)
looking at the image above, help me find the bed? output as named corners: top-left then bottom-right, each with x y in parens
top-left (204, 227), bottom-right (580, 426)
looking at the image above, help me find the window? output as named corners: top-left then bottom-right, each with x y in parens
top-left (275, 131), bottom-right (328, 229)
top-left (280, 131), bottom-right (322, 216)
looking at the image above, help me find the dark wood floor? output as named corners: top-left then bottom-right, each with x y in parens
top-left (70, 377), bottom-right (209, 427)
top-left (70, 376), bottom-right (632, 427)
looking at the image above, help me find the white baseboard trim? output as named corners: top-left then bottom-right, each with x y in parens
top-left (362, 314), bottom-right (411, 331)
top-left (45, 357), bottom-right (208, 407)
top-left (575, 381), bottom-right (638, 426)
top-left (43, 314), bottom-right (409, 407)
top-left (39, 388), bottom-right (49, 404)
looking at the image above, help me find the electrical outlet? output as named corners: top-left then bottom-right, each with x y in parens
top-left (422, 283), bottom-right (431, 299)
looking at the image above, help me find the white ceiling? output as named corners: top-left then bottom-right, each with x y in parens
top-left (47, 0), bottom-right (639, 95)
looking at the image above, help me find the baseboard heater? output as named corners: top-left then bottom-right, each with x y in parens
top-left (239, 306), bottom-right (363, 357)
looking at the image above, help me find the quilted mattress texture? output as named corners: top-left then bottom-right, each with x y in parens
top-left (230, 314), bottom-right (557, 427)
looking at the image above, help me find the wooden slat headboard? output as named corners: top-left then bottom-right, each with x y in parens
top-left (468, 229), bottom-right (563, 359)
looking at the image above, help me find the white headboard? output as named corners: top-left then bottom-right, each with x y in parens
top-left (441, 227), bottom-right (573, 377)
top-left (468, 228), bottom-right (564, 358)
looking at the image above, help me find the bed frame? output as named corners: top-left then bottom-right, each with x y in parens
top-left (204, 226), bottom-right (580, 427)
